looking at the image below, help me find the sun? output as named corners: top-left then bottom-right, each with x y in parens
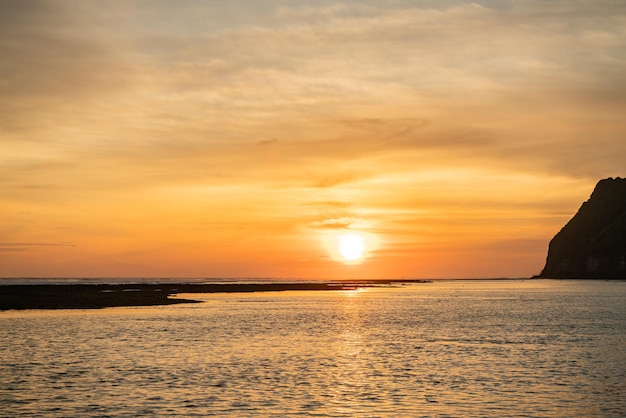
top-left (337, 233), bottom-right (366, 262)
top-left (321, 230), bottom-right (377, 265)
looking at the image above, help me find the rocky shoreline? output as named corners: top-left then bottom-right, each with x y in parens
top-left (0, 280), bottom-right (430, 310)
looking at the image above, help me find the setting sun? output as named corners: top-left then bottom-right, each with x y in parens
top-left (338, 233), bottom-right (366, 261)
top-left (321, 230), bottom-right (378, 267)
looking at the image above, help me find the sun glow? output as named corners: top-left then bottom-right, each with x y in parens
top-left (321, 230), bottom-right (379, 266)
top-left (338, 233), bottom-right (365, 261)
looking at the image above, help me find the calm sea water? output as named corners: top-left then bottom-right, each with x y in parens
top-left (1, 280), bottom-right (625, 417)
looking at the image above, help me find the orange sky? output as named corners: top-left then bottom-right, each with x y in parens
top-left (1, 1), bottom-right (625, 279)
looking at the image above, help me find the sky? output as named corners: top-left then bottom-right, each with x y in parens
top-left (1, 0), bottom-right (625, 279)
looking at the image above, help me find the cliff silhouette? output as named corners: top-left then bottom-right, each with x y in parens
top-left (540, 177), bottom-right (626, 279)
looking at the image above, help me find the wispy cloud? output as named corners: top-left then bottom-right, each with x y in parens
top-left (0, 242), bottom-right (75, 252)
top-left (3, 1), bottom-right (625, 182)
top-left (310, 218), bottom-right (355, 230)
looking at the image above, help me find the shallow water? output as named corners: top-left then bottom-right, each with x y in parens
top-left (1, 280), bottom-right (625, 416)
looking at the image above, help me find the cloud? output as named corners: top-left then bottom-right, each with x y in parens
top-left (121, 1), bottom-right (623, 182)
top-left (0, 242), bottom-right (75, 252)
top-left (0, 1), bottom-right (140, 137)
top-left (310, 218), bottom-right (354, 230)
top-left (2, 2), bottom-right (625, 207)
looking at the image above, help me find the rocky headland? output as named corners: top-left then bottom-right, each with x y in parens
top-left (539, 177), bottom-right (626, 279)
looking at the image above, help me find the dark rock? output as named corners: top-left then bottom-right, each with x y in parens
top-left (540, 177), bottom-right (626, 278)
top-left (0, 280), bottom-right (427, 310)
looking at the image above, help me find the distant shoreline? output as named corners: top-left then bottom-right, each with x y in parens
top-left (4, 278), bottom-right (623, 311)
top-left (0, 279), bottom-right (432, 311)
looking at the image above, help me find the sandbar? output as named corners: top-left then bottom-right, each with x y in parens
top-left (0, 280), bottom-right (430, 310)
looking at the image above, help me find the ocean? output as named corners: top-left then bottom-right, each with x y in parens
top-left (1, 279), bottom-right (624, 416)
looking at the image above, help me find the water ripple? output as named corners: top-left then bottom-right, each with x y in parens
top-left (1, 280), bottom-right (625, 416)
